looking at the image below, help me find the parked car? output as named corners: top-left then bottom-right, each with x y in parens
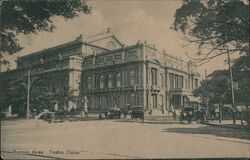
top-left (36, 111), bottom-right (53, 120)
top-left (179, 107), bottom-right (195, 124)
top-left (131, 106), bottom-right (144, 122)
top-left (107, 108), bottom-right (121, 119)
top-left (51, 111), bottom-right (66, 123)
top-left (120, 104), bottom-right (133, 118)
top-left (37, 111), bottom-right (65, 123)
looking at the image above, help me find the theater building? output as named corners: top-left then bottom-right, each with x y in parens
top-left (82, 39), bottom-right (200, 113)
top-left (0, 29), bottom-right (200, 114)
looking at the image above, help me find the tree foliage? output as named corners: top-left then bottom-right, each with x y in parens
top-left (8, 76), bottom-right (55, 117)
top-left (193, 56), bottom-right (250, 106)
top-left (0, 0), bottom-right (91, 55)
top-left (231, 53), bottom-right (250, 104)
top-left (53, 86), bottom-right (77, 111)
top-left (173, 0), bottom-right (249, 65)
top-left (193, 70), bottom-right (231, 105)
top-left (8, 74), bottom-right (79, 116)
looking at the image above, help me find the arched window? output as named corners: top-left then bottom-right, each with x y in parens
top-left (87, 76), bottom-right (92, 89)
top-left (185, 79), bottom-right (187, 89)
top-left (100, 75), bottom-right (105, 89)
top-left (175, 75), bottom-right (178, 88)
top-left (160, 73), bottom-right (164, 88)
top-left (116, 72), bottom-right (121, 87)
top-left (108, 74), bottom-right (113, 88)
top-left (169, 74), bottom-right (173, 88)
top-left (151, 68), bottom-right (157, 85)
top-left (180, 76), bottom-right (183, 88)
top-left (129, 70), bottom-right (135, 86)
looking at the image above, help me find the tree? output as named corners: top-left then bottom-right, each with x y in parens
top-left (8, 76), bottom-right (55, 117)
top-left (172, 0), bottom-right (249, 65)
top-left (193, 62), bottom-right (250, 106)
top-left (53, 87), bottom-right (77, 111)
top-left (231, 53), bottom-right (250, 104)
top-left (0, 54), bottom-right (10, 72)
top-left (193, 70), bottom-right (231, 105)
top-left (0, 0), bottom-right (91, 63)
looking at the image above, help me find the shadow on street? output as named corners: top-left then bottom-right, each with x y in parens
top-left (164, 125), bottom-right (250, 141)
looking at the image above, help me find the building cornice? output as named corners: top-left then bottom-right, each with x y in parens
top-left (19, 38), bottom-right (82, 60)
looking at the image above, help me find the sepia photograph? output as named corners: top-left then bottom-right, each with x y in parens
top-left (0, 0), bottom-right (249, 159)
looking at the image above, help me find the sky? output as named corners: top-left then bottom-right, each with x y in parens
top-left (4, 0), bottom-right (230, 78)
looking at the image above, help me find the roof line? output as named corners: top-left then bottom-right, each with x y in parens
top-left (19, 39), bottom-right (82, 59)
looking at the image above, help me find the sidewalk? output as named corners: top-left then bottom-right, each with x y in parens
top-left (205, 120), bottom-right (247, 130)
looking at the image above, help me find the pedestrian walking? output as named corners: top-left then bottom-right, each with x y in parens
top-left (173, 110), bottom-right (177, 121)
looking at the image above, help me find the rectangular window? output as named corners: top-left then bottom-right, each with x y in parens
top-left (87, 76), bottom-right (92, 89)
top-left (97, 57), bottom-right (104, 64)
top-left (106, 56), bottom-right (113, 62)
top-left (130, 93), bottom-right (135, 106)
top-left (86, 59), bottom-right (92, 65)
top-left (100, 75), bottom-right (105, 89)
top-left (128, 51), bottom-right (136, 58)
top-left (195, 79), bottom-right (198, 89)
top-left (114, 54), bottom-right (122, 61)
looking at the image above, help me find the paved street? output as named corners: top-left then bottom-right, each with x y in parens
top-left (1, 115), bottom-right (250, 159)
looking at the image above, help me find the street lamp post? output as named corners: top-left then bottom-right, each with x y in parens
top-left (26, 67), bottom-right (30, 119)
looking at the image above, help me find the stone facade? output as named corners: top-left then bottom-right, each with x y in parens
top-left (82, 41), bottom-right (200, 112)
top-left (0, 29), bottom-right (200, 114)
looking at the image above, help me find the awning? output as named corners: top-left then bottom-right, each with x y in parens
top-left (187, 95), bottom-right (201, 103)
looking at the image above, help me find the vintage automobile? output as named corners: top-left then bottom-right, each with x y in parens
top-left (107, 107), bottom-right (121, 119)
top-left (50, 111), bottom-right (66, 123)
top-left (131, 106), bottom-right (144, 122)
top-left (120, 104), bottom-right (132, 118)
top-left (37, 111), bottom-right (65, 123)
top-left (36, 111), bottom-right (53, 120)
top-left (179, 107), bottom-right (195, 124)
